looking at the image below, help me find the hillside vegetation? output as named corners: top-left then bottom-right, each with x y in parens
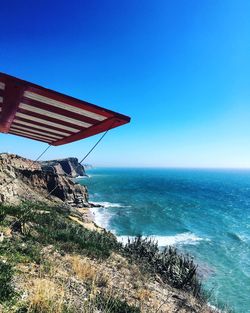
top-left (0, 201), bottom-right (215, 313)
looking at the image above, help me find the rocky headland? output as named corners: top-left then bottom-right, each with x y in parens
top-left (0, 153), bottom-right (89, 207)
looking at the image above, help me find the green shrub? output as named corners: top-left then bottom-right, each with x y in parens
top-left (123, 236), bottom-right (203, 298)
top-left (35, 217), bottom-right (122, 258)
top-left (0, 261), bottom-right (15, 302)
top-left (0, 201), bottom-right (121, 259)
top-left (8, 201), bottom-right (122, 259)
top-left (0, 204), bottom-right (7, 222)
top-left (0, 237), bottom-right (42, 264)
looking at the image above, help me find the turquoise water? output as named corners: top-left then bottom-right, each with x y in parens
top-left (79, 168), bottom-right (250, 313)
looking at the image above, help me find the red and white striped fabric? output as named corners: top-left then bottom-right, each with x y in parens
top-left (0, 73), bottom-right (130, 146)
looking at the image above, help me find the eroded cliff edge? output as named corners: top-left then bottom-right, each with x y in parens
top-left (0, 153), bottom-right (89, 207)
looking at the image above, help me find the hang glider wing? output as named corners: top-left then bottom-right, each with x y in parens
top-left (0, 73), bottom-right (130, 146)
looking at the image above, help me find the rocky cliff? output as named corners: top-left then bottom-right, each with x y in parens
top-left (40, 158), bottom-right (86, 178)
top-left (0, 153), bottom-right (89, 207)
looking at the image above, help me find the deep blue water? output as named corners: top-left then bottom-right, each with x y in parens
top-left (79, 168), bottom-right (250, 313)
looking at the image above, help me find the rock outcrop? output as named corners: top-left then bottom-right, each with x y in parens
top-left (0, 153), bottom-right (89, 207)
top-left (40, 158), bottom-right (86, 178)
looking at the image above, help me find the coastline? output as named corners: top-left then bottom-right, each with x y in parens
top-left (0, 154), bottom-right (224, 312)
top-left (69, 206), bottom-right (105, 233)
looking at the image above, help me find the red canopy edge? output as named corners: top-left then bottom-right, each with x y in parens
top-left (0, 73), bottom-right (130, 146)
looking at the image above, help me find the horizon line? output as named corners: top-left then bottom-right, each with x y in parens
top-left (85, 165), bottom-right (250, 170)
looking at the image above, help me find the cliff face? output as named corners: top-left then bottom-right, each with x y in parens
top-left (40, 158), bottom-right (86, 178)
top-left (0, 153), bottom-right (88, 207)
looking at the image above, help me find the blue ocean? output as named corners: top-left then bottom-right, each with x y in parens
top-left (79, 168), bottom-right (250, 313)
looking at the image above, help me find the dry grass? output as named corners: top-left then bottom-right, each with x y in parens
top-left (27, 278), bottom-right (66, 313)
top-left (110, 252), bottom-right (129, 269)
top-left (71, 255), bottom-right (97, 282)
top-left (70, 255), bottom-right (109, 287)
top-left (136, 288), bottom-right (152, 301)
top-left (0, 226), bottom-right (12, 236)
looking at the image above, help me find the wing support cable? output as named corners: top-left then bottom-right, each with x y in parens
top-left (46, 122), bottom-right (115, 198)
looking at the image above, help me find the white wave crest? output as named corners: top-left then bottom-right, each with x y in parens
top-left (89, 207), bottom-right (112, 229)
top-left (75, 175), bottom-right (89, 179)
top-left (208, 303), bottom-right (223, 313)
top-left (91, 201), bottom-right (130, 208)
top-left (116, 232), bottom-right (206, 246)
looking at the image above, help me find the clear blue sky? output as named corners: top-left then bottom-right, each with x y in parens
top-left (1, 0), bottom-right (250, 168)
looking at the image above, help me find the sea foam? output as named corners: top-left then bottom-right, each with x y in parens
top-left (89, 202), bottom-right (129, 229)
top-left (90, 201), bottom-right (130, 208)
top-left (116, 232), bottom-right (206, 246)
top-left (89, 206), bottom-right (112, 229)
top-left (89, 205), bottom-right (206, 247)
top-left (75, 175), bottom-right (88, 179)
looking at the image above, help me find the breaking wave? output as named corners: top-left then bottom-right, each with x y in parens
top-left (90, 201), bottom-right (130, 208)
top-left (89, 206), bottom-right (112, 229)
top-left (116, 232), bottom-right (207, 246)
top-left (75, 175), bottom-right (89, 179)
